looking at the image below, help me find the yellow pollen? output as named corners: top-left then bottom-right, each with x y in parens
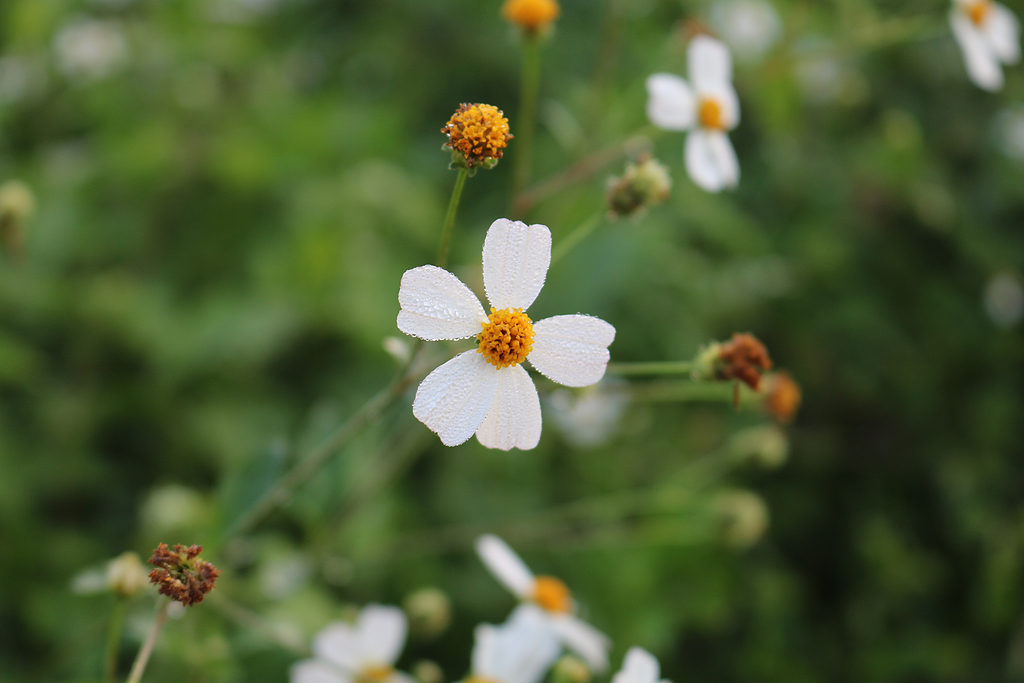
top-left (532, 575), bottom-right (572, 613)
top-left (359, 666), bottom-right (394, 683)
top-left (502, 0), bottom-right (561, 31)
top-left (477, 307), bottom-right (534, 369)
top-left (699, 98), bottom-right (724, 130)
top-left (442, 104), bottom-right (513, 168)
top-left (965, 0), bottom-right (991, 24)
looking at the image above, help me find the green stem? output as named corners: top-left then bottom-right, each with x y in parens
top-left (630, 379), bottom-right (758, 406)
top-left (606, 360), bottom-right (695, 376)
top-left (125, 598), bottom-right (170, 683)
top-left (437, 168), bottom-right (468, 270)
top-left (104, 599), bottom-right (129, 683)
top-left (550, 211), bottom-right (604, 266)
top-left (512, 34), bottom-right (542, 204)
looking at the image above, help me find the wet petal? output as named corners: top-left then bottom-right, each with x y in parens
top-left (476, 534), bottom-right (535, 599)
top-left (397, 265), bottom-right (487, 341)
top-left (357, 604), bottom-right (407, 665)
top-left (689, 35), bottom-right (733, 92)
top-left (951, 11), bottom-right (1004, 90)
top-left (645, 73), bottom-right (696, 131)
top-left (413, 351), bottom-right (498, 446)
top-left (528, 315), bottom-right (615, 388)
top-left (482, 218), bottom-right (552, 311)
top-left (476, 365), bottom-right (542, 450)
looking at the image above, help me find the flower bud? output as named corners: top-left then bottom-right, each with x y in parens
top-left (413, 660), bottom-right (444, 683)
top-left (403, 587), bottom-right (452, 639)
top-left (107, 551), bottom-right (149, 598)
top-left (606, 155), bottom-right (671, 218)
top-left (762, 371), bottom-right (801, 423)
top-left (714, 490), bottom-right (769, 549)
top-left (0, 180), bottom-right (35, 256)
top-left (728, 425), bottom-right (789, 468)
top-left (552, 655), bottom-right (592, 683)
top-left (502, 0), bottom-right (560, 35)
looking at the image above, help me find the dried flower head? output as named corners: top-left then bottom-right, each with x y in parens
top-left (148, 543), bottom-right (220, 606)
top-left (763, 371), bottom-right (801, 423)
top-left (502, 0), bottom-right (560, 33)
top-left (694, 332), bottom-right (773, 390)
top-left (442, 103), bottom-right (513, 172)
top-left (606, 155), bottom-right (672, 218)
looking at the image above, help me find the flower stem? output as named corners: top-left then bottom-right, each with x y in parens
top-left (125, 598), bottom-right (170, 683)
top-left (103, 599), bottom-right (129, 683)
top-left (606, 360), bottom-right (695, 376)
top-left (437, 168), bottom-right (468, 270)
top-left (550, 211), bottom-right (605, 266)
top-left (512, 33), bottom-right (542, 203)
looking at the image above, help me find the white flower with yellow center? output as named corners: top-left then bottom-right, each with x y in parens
top-left (645, 35), bottom-right (740, 193)
top-left (950, 0), bottom-right (1021, 91)
top-left (290, 605), bottom-right (413, 683)
top-left (475, 534), bottom-right (611, 672)
top-left (397, 218), bottom-right (616, 450)
top-left (467, 604), bottom-right (561, 683)
top-left (612, 648), bottom-right (670, 683)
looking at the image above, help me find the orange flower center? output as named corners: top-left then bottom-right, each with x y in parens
top-left (532, 575), bottom-right (572, 613)
top-left (698, 98), bottom-right (724, 130)
top-left (502, 0), bottom-right (560, 31)
top-left (359, 666), bottom-right (394, 683)
top-left (442, 103), bottom-right (513, 167)
top-left (965, 0), bottom-right (991, 25)
top-left (477, 308), bottom-right (534, 369)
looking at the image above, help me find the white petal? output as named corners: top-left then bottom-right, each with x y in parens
top-left (613, 648), bottom-right (660, 683)
top-left (689, 35), bottom-right (733, 92)
top-left (356, 604), bottom-right (407, 666)
top-left (951, 11), bottom-right (1004, 90)
top-left (550, 613), bottom-right (611, 673)
top-left (482, 605), bottom-right (562, 683)
top-left (482, 218), bottom-right (552, 311)
top-left (684, 129), bottom-right (725, 192)
top-left (397, 265), bottom-right (487, 341)
top-left (983, 3), bottom-right (1021, 63)
top-left (413, 351), bottom-right (498, 447)
top-left (475, 534), bottom-right (536, 599)
top-left (707, 130), bottom-right (740, 189)
top-left (290, 660), bottom-right (350, 683)
top-left (312, 623), bottom-right (361, 671)
top-left (529, 315), bottom-right (615, 388)
top-left (471, 623), bottom-right (499, 678)
top-left (475, 365), bottom-right (542, 451)
top-left (645, 73), bottom-right (696, 131)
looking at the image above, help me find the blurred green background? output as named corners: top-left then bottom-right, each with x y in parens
top-left (2, 0), bottom-right (1024, 681)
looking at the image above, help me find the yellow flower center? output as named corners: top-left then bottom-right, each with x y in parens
top-left (442, 104), bottom-right (513, 168)
top-left (502, 0), bottom-right (560, 31)
top-left (359, 666), bottom-right (394, 683)
top-left (477, 308), bottom-right (534, 369)
top-left (532, 575), bottom-right (572, 613)
top-left (965, 0), bottom-right (991, 25)
top-left (699, 98), bottom-right (724, 130)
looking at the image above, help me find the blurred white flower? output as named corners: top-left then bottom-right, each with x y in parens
top-left (646, 35), bottom-right (740, 192)
top-left (291, 605), bottom-right (413, 683)
top-left (949, 0), bottom-right (1021, 91)
top-left (0, 56), bottom-right (48, 105)
top-left (710, 0), bottom-right (782, 64)
top-left (469, 604), bottom-right (561, 683)
top-left (993, 106), bottom-right (1024, 160)
top-left (53, 18), bottom-right (128, 82)
top-left (983, 271), bottom-right (1024, 327)
top-left (611, 648), bottom-right (670, 683)
top-left (475, 534), bottom-right (610, 672)
top-left (397, 218), bottom-right (615, 450)
top-left (547, 380), bottom-right (629, 448)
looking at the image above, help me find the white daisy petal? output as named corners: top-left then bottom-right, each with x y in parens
top-left (290, 659), bottom-right (350, 683)
top-left (613, 647), bottom-right (660, 683)
top-left (645, 73), bottom-right (697, 131)
top-left (475, 534), bottom-right (536, 598)
top-left (951, 11), bottom-right (1004, 90)
top-left (684, 129), bottom-right (726, 192)
top-left (550, 613), bottom-right (611, 673)
top-left (397, 265), bottom-right (487, 341)
top-left (471, 623), bottom-right (499, 678)
top-left (479, 604), bottom-right (562, 683)
top-left (707, 130), bottom-right (740, 189)
top-left (413, 351), bottom-right (498, 447)
top-left (689, 35), bottom-right (733, 92)
top-left (475, 365), bottom-right (542, 451)
top-left (357, 604), bottom-right (407, 665)
top-left (984, 2), bottom-right (1021, 63)
top-left (528, 315), bottom-right (615, 388)
top-left (482, 218), bottom-right (552, 311)
top-left (312, 623), bottom-right (361, 671)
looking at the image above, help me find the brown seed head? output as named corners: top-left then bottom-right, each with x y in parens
top-left (147, 543), bottom-right (220, 606)
top-left (442, 103), bottom-right (513, 169)
top-left (715, 333), bottom-right (773, 390)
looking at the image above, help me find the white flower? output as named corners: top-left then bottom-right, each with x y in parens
top-left (646, 35), bottom-right (740, 193)
top-left (612, 648), bottom-right (670, 683)
top-left (53, 18), bottom-right (128, 82)
top-left (547, 379), bottom-right (629, 449)
top-left (469, 604), bottom-right (561, 683)
top-left (397, 218), bottom-right (616, 450)
top-left (949, 0), bottom-right (1021, 91)
top-left (710, 0), bottom-right (782, 64)
top-left (475, 534), bottom-right (611, 672)
top-left (290, 604), bottom-right (413, 683)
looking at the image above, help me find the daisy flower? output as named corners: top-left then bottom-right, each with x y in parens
top-left (612, 648), bottom-right (670, 683)
top-left (475, 534), bottom-right (611, 672)
top-left (645, 35), bottom-right (740, 192)
top-left (468, 604), bottom-right (561, 683)
top-left (396, 218), bottom-right (615, 450)
top-left (291, 604), bottom-right (413, 683)
top-left (950, 0), bottom-right (1020, 91)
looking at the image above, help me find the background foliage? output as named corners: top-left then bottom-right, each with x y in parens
top-left (2, 0), bottom-right (1023, 681)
